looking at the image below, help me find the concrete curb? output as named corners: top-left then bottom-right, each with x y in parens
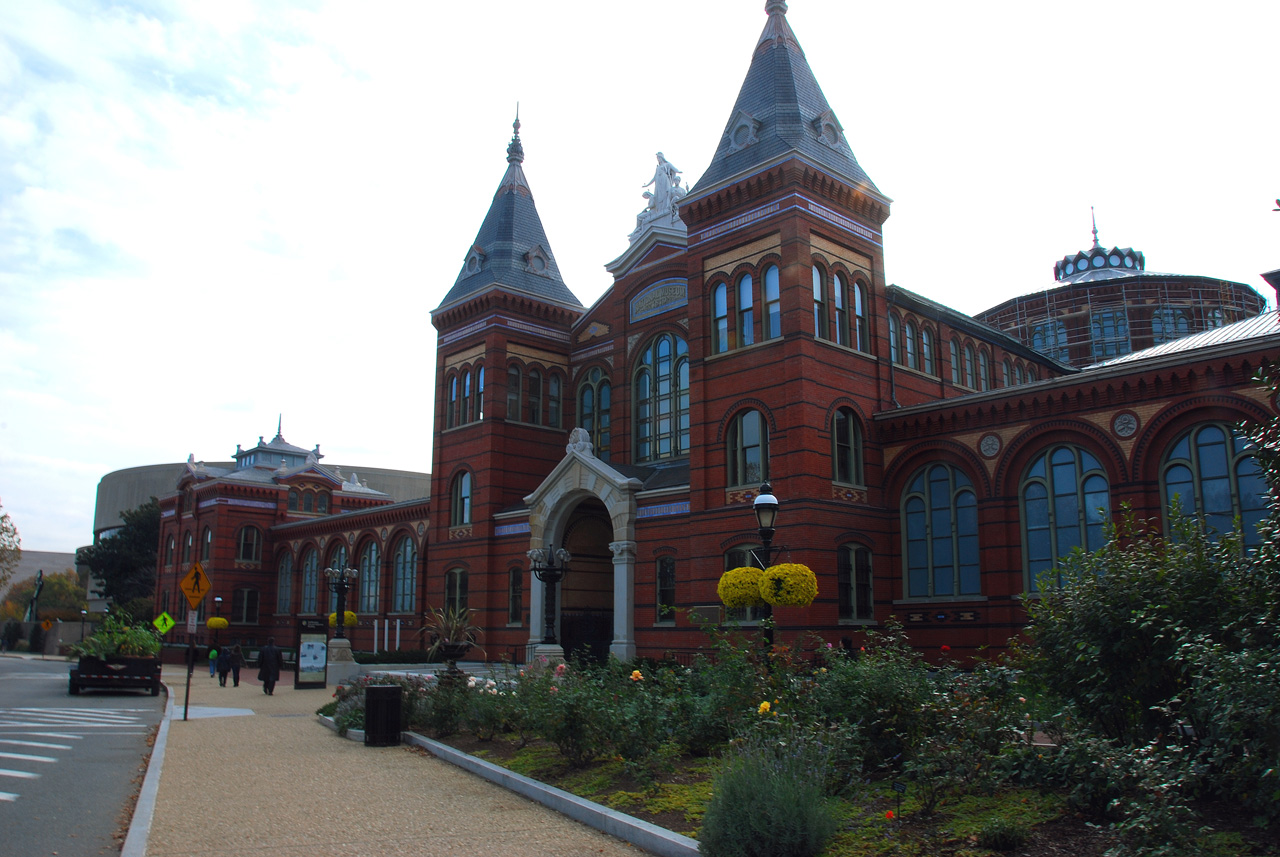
top-left (122, 681), bottom-right (174, 857)
top-left (316, 716), bottom-right (699, 857)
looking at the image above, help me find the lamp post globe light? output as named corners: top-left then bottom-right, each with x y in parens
top-left (322, 566), bottom-right (360, 686)
top-left (527, 546), bottom-right (571, 658)
top-left (753, 482), bottom-right (779, 566)
top-left (80, 609), bottom-right (87, 641)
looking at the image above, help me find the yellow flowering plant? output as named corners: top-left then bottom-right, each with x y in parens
top-left (205, 617), bottom-right (229, 630)
top-left (717, 566), bottom-right (767, 608)
top-left (759, 563), bottom-right (818, 607)
top-left (327, 610), bottom-right (358, 627)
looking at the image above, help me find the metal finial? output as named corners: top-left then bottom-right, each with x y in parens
top-left (1091, 206), bottom-right (1100, 250)
top-left (507, 105), bottom-right (524, 164)
top-left (766, 0), bottom-right (788, 15)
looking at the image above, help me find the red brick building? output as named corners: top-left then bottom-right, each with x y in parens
top-left (153, 2), bottom-right (1278, 663)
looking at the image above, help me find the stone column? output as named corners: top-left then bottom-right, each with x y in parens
top-left (609, 540), bottom-right (637, 661)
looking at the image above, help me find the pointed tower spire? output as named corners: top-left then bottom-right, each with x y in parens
top-left (1091, 207), bottom-right (1101, 250)
top-left (689, 0), bottom-right (880, 198)
top-left (507, 106), bottom-right (524, 164)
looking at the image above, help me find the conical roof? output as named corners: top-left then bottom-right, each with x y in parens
top-left (689, 1), bottom-right (880, 198)
top-left (436, 117), bottom-right (582, 312)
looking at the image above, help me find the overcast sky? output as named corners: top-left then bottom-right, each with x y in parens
top-left (2, 0), bottom-right (1277, 553)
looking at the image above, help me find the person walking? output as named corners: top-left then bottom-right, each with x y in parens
top-left (229, 644), bottom-right (244, 687)
top-left (216, 647), bottom-right (231, 687)
top-left (208, 646), bottom-right (218, 679)
top-left (257, 637), bottom-right (284, 695)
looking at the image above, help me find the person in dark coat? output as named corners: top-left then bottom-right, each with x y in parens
top-left (229, 644), bottom-right (244, 687)
top-left (216, 648), bottom-right (231, 687)
top-left (257, 637), bottom-right (284, 695)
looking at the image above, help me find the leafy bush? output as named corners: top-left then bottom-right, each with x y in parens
top-left (975, 816), bottom-right (1030, 851)
top-left (698, 724), bottom-right (839, 857)
top-left (69, 613), bottom-right (160, 658)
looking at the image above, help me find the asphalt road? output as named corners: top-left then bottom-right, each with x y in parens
top-left (0, 655), bottom-right (164, 856)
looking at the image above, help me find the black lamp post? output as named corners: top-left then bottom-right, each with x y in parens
top-left (80, 609), bottom-right (87, 641)
top-left (323, 566), bottom-right (359, 640)
top-left (528, 547), bottom-right (571, 646)
top-left (752, 482), bottom-right (780, 568)
top-left (213, 595), bottom-right (223, 647)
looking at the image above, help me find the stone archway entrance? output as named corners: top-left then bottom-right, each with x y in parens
top-left (559, 500), bottom-right (613, 662)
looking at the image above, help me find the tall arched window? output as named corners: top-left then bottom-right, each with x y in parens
top-left (737, 273), bottom-right (755, 347)
top-left (1162, 423), bottom-right (1266, 546)
top-left (445, 568), bottom-right (468, 613)
top-left (727, 409), bottom-right (768, 488)
top-left (1032, 321), bottom-right (1070, 363)
top-left (392, 536), bottom-right (416, 612)
top-left (506, 365), bottom-right (521, 420)
top-left (358, 542), bottom-right (379, 613)
top-left (833, 273), bottom-right (849, 346)
top-left (183, 531), bottom-right (193, 563)
top-left (902, 464), bottom-right (981, 598)
top-left (288, 490), bottom-right (299, 511)
top-left (812, 265), bottom-right (828, 339)
top-left (475, 365), bottom-right (485, 421)
top-left (1002, 358), bottom-right (1012, 387)
top-left (712, 282), bottom-right (729, 353)
top-left (276, 553), bottom-right (293, 615)
top-left (949, 339), bottom-right (961, 384)
top-left (548, 374), bottom-right (562, 428)
top-left (853, 281), bottom-right (868, 351)
top-left (1152, 306), bottom-right (1190, 344)
top-left (763, 265), bottom-right (781, 340)
top-left (165, 535), bottom-right (175, 566)
top-left (237, 526), bottom-right (261, 562)
top-left (301, 548), bottom-right (319, 614)
top-left (303, 491), bottom-right (314, 513)
top-left (1091, 309), bottom-right (1130, 360)
top-left (964, 344), bottom-right (976, 388)
top-left (888, 313), bottom-right (900, 364)
top-left (448, 375), bottom-right (459, 428)
top-left (461, 370), bottom-right (472, 424)
top-left (231, 588), bottom-right (259, 624)
top-left (317, 492), bottom-right (329, 514)
top-left (832, 406), bottom-right (864, 485)
top-left (837, 544), bottom-right (873, 620)
top-left (577, 367), bottom-right (611, 460)
top-left (921, 327), bottom-right (935, 375)
top-left (527, 369), bottom-right (543, 424)
top-left (1022, 446), bottom-right (1110, 587)
top-left (507, 567), bottom-right (523, 625)
top-left (903, 320), bottom-right (918, 369)
top-left (201, 527), bottom-right (212, 562)
top-left (634, 332), bottom-right (689, 463)
top-left (327, 544), bottom-right (348, 573)
top-left (656, 556), bottom-right (677, 622)
top-left (978, 350), bottom-right (991, 391)
top-left (1015, 363), bottom-right (1026, 385)
top-left (451, 471), bottom-right (472, 526)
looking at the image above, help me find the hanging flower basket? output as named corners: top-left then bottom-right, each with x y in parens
top-left (327, 611), bottom-right (358, 627)
top-left (759, 563), bottom-right (818, 607)
top-left (205, 617), bottom-right (229, 630)
top-left (718, 566), bottom-right (767, 608)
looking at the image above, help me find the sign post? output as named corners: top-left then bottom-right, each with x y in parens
top-left (178, 563), bottom-right (209, 722)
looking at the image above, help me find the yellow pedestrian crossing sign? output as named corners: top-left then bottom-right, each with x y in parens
top-left (153, 612), bottom-right (176, 635)
top-left (180, 563), bottom-right (209, 609)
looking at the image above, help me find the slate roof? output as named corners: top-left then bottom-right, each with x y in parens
top-left (688, 1), bottom-right (881, 199)
top-left (435, 118), bottom-right (582, 313)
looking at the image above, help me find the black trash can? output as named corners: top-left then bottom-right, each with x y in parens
top-left (364, 684), bottom-right (402, 747)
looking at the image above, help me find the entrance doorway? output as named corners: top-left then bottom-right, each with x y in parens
top-left (558, 500), bottom-right (613, 662)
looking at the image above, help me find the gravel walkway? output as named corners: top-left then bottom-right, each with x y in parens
top-left (143, 666), bottom-right (641, 857)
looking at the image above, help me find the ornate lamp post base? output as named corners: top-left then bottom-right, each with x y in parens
top-left (326, 636), bottom-right (359, 686)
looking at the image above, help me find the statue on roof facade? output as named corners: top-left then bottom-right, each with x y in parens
top-left (629, 152), bottom-right (688, 244)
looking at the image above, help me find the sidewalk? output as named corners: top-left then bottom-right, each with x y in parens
top-left (133, 666), bottom-right (645, 857)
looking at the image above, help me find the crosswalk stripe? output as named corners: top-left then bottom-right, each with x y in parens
top-left (0, 792), bottom-right (18, 801)
top-left (0, 769), bottom-right (40, 779)
top-left (0, 739), bottom-right (72, 750)
top-left (0, 751), bottom-right (56, 763)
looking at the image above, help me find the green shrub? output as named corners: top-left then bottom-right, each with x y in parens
top-left (975, 816), bottom-right (1029, 851)
top-left (698, 725), bottom-right (839, 857)
top-left (69, 613), bottom-right (161, 658)
top-left (527, 660), bottom-right (615, 766)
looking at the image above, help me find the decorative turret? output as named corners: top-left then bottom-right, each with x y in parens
top-left (1053, 211), bottom-right (1145, 281)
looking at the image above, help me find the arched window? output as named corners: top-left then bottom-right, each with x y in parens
top-left (1091, 309), bottom-right (1130, 360)
top-left (949, 339), bottom-right (961, 385)
top-left (1015, 363), bottom-right (1025, 385)
top-left (461, 370), bottom-right (472, 424)
top-left (445, 568), bottom-right (468, 613)
top-left (506, 365), bottom-right (521, 420)
top-left (727, 409), bottom-right (768, 488)
top-left (507, 567), bottom-right (523, 625)
top-left (812, 265), bottom-right (828, 339)
top-left (527, 369), bottom-right (542, 424)
top-left (1022, 446), bottom-right (1110, 587)
top-left (833, 273), bottom-right (849, 346)
top-left (317, 492), bottom-right (329, 514)
top-left (888, 313), bottom-right (900, 364)
top-left (231, 588), bottom-right (259, 624)
top-left (301, 548), bottom-right (319, 614)
top-left (832, 407), bottom-right (864, 485)
top-left (903, 320), bottom-right (917, 369)
top-left (737, 273), bottom-right (755, 347)
top-left (656, 556), bottom-right (676, 622)
top-left (451, 471), bottom-right (472, 526)
top-left (447, 375), bottom-right (459, 428)
top-left (837, 544), bottom-right (873, 620)
top-left (277, 553), bottom-right (293, 615)
top-left (920, 327), bottom-right (934, 375)
top-left (1162, 423), bottom-right (1266, 546)
top-left (1031, 321), bottom-right (1070, 363)
top-left (964, 344), bottom-right (976, 388)
top-left (578, 367), bottom-right (611, 460)
top-left (288, 490), bottom-right (299, 511)
top-left (1152, 306), bottom-right (1190, 344)
top-left (358, 541), bottom-right (379, 613)
top-left (712, 282), bottom-right (729, 354)
top-left (391, 536), bottom-right (416, 613)
top-left (978, 350), bottom-right (991, 391)
top-left (475, 366), bottom-right (485, 421)
top-left (303, 491), bottom-right (314, 513)
top-left (763, 265), bottom-right (781, 340)
top-left (548, 373), bottom-right (563, 428)
top-left (327, 543), bottom-right (348, 573)
top-left (1002, 358), bottom-right (1012, 387)
top-left (634, 332), bottom-right (689, 463)
top-left (183, 531), bottom-right (193, 564)
top-left (902, 464), bottom-right (981, 598)
top-left (853, 281), bottom-right (868, 352)
top-left (237, 526), bottom-right (261, 562)
top-left (166, 535), bottom-right (175, 566)
top-left (201, 527), bottom-right (212, 562)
